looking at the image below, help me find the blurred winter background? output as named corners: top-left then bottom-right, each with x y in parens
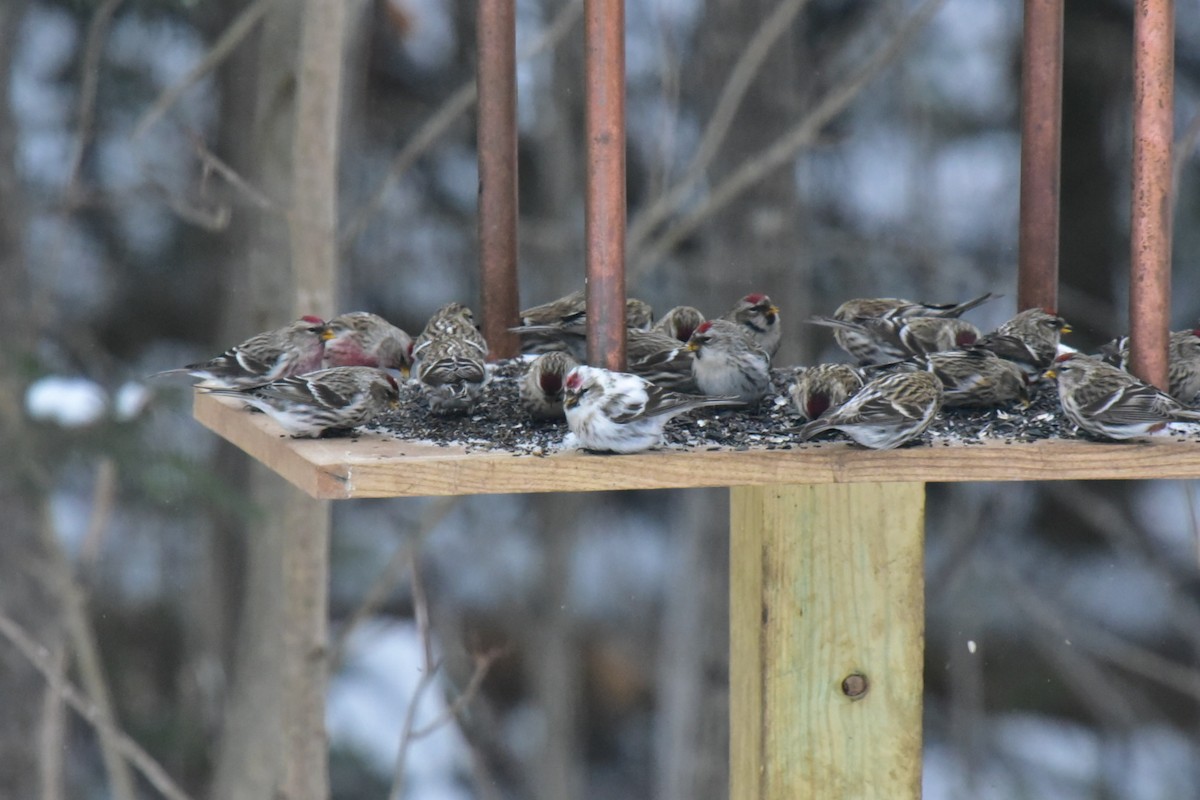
top-left (3, 0), bottom-right (1200, 798)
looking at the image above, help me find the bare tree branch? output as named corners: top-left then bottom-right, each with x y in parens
top-left (330, 496), bottom-right (460, 671)
top-left (339, 0), bottom-right (584, 248)
top-left (0, 610), bottom-right (196, 800)
top-left (133, 0), bottom-right (275, 139)
top-left (187, 129), bottom-right (279, 211)
top-left (627, 0), bottom-right (811, 257)
top-left (631, 0), bottom-right (948, 277)
top-left (410, 646), bottom-right (507, 741)
top-left (389, 555), bottom-right (440, 800)
top-left (80, 457), bottom-right (117, 566)
top-left (1044, 482), bottom-right (1200, 638)
top-left (384, 553), bottom-right (504, 799)
top-left (38, 636), bottom-right (67, 800)
top-left (998, 565), bottom-right (1200, 706)
top-left (34, 498), bottom-right (137, 800)
top-left (65, 0), bottom-right (125, 206)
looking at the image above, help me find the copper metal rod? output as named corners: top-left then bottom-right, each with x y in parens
top-left (1129, 0), bottom-right (1173, 389)
top-left (477, 0), bottom-right (520, 360)
top-left (1017, 0), bottom-right (1063, 314)
top-left (584, 0), bottom-right (627, 370)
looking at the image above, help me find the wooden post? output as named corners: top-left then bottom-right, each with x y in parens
top-left (730, 483), bottom-right (925, 799)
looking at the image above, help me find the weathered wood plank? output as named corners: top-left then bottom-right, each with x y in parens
top-left (195, 391), bottom-right (1200, 499)
top-left (730, 483), bottom-right (925, 800)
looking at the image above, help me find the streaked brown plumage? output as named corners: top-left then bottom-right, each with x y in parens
top-left (789, 363), bottom-right (865, 421)
top-left (204, 366), bottom-right (400, 437)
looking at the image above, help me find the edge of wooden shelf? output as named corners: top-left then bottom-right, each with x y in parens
top-left (194, 391), bottom-right (1200, 499)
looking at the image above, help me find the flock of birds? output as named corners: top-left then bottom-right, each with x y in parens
top-left (155, 289), bottom-right (1200, 454)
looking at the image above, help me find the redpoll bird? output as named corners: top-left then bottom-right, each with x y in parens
top-left (922, 348), bottom-right (1030, 408)
top-left (412, 302), bottom-right (488, 359)
top-left (653, 305), bottom-right (706, 343)
top-left (519, 289), bottom-right (586, 326)
top-left (686, 320), bottom-right (772, 404)
top-left (828, 292), bottom-right (995, 364)
top-left (976, 308), bottom-right (1071, 378)
top-left (626, 329), bottom-right (697, 392)
top-left (789, 363), bottom-right (865, 421)
top-left (561, 365), bottom-right (741, 453)
top-left (833, 292), bottom-right (996, 323)
top-left (152, 316), bottom-right (328, 390)
top-left (811, 315), bottom-right (980, 364)
top-left (1099, 329), bottom-right (1200, 406)
top-left (520, 351), bottom-right (579, 419)
top-left (411, 303), bottom-right (490, 415)
top-left (204, 367), bottom-right (399, 437)
top-left (518, 290), bottom-right (654, 330)
top-left (413, 336), bottom-right (489, 415)
top-left (1045, 353), bottom-right (1200, 439)
top-left (794, 370), bottom-right (944, 450)
top-left (514, 291), bottom-right (654, 356)
top-left (722, 293), bottom-right (782, 358)
top-left (322, 312), bottom-right (413, 373)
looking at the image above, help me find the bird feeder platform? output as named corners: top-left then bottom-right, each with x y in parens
top-left (195, 392), bottom-right (1200, 500)
top-left (196, 389), bottom-right (1200, 799)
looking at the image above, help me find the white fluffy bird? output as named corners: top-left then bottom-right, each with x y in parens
top-left (562, 365), bottom-right (740, 453)
top-left (204, 366), bottom-right (400, 437)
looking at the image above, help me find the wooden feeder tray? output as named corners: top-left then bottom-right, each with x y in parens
top-left (195, 391), bottom-right (1200, 499)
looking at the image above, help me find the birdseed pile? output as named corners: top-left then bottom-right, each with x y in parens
top-left (361, 357), bottom-right (1200, 454)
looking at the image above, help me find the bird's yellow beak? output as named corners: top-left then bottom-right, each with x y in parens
top-left (685, 341), bottom-right (699, 352)
top-left (1061, 324), bottom-right (1073, 334)
top-left (768, 305), bottom-right (780, 315)
top-left (563, 393), bottom-right (578, 409)
top-left (1043, 368), bottom-right (1058, 380)
top-left (320, 328), bottom-right (336, 341)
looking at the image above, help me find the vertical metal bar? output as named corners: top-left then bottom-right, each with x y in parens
top-left (584, 0), bottom-right (627, 371)
top-left (1017, 0), bottom-right (1063, 313)
top-left (1129, 0), bottom-right (1173, 390)
top-left (477, 0), bottom-right (520, 360)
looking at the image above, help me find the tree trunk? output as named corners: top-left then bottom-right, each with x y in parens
top-left (209, 0), bottom-right (344, 797)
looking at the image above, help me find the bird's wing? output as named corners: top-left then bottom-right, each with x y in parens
top-left (251, 376), bottom-right (352, 410)
top-left (1076, 382), bottom-right (1177, 424)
